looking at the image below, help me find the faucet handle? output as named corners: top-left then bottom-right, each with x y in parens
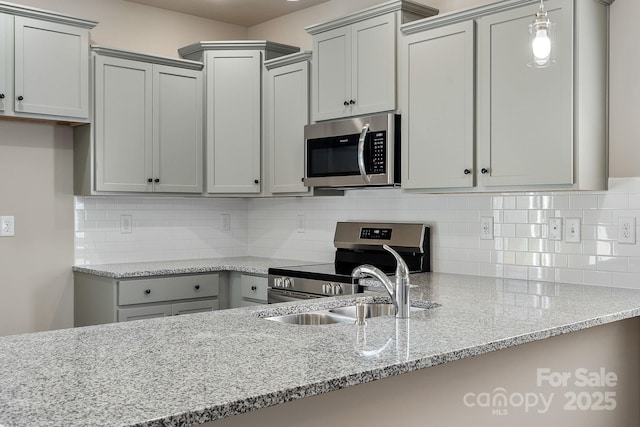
top-left (382, 244), bottom-right (410, 281)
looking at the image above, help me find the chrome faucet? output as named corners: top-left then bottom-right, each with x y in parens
top-left (352, 244), bottom-right (411, 318)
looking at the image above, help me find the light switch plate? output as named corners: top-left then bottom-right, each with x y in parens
top-left (549, 217), bottom-right (562, 241)
top-left (565, 218), bottom-right (581, 243)
top-left (0, 216), bottom-right (14, 237)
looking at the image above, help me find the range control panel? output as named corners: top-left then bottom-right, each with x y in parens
top-left (360, 227), bottom-right (392, 240)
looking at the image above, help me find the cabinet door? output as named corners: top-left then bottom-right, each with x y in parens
top-left (477, 0), bottom-right (573, 187)
top-left (0, 13), bottom-right (8, 112)
top-left (153, 65), bottom-right (203, 193)
top-left (239, 274), bottom-right (268, 302)
top-left (117, 304), bottom-right (172, 322)
top-left (13, 17), bottom-right (89, 119)
top-left (206, 50), bottom-right (261, 193)
top-left (266, 61), bottom-right (310, 194)
top-left (351, 14), bottom-right (396, 117)
top-left (312, 26), bottom-right (351, 121)
top-left (95, 56), bottom-right (153, 192)
top-left (402, 21), bottom-right (475, 190)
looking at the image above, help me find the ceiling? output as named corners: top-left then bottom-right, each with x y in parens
top-left (125, 0), bottom-right (331, 27)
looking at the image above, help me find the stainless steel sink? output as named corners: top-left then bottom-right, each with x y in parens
top-left (330, 303), bottom-right (425, 319)
top-left (265, 312), bottom-right (354, 325)
top-left (265, 303), bottom-right (428, 325)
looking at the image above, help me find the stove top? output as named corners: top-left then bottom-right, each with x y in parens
top-left (268, 263), bottom-right (354, 283)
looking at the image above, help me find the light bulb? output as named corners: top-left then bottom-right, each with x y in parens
top-left (532, 28), bottom-right (551, 65)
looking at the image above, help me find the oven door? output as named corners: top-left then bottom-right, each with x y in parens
top-left (267, 288), bottom-right (320, 304)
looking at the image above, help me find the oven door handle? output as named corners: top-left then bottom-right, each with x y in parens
top-left (268, 288), bottom-right (319, 304)
top-left (357, 123), bottom-right (371, 184)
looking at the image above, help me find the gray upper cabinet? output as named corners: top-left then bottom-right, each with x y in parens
top-left (401, 20), bottom-right (475, 190)
top-left (401, 0), bottom-right (612, 192)
top-left (477, 0), bottom-right (573, 188)
top-left (178, 41), bottom-right (299, 196)
top-left (0, 14), bottom-right (7, 113)
top-left (205, 49), bottom-right (261, 194)
top-left (79, 47), bottom-right (203, 195)
top-left (264, 52), bottom-right (312, 195)
top-left (0, 5), bottom-right (96, 122)
top-left (307, 1), bottom-right (437, 123)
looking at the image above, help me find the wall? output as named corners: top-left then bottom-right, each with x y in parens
top-left (74, 197), bottom-right (248, 265)
top-left (74, 177), bottom-right (640, 290)
top-left (0, 1), bottom-right (247, 336)
top-left (8, 0), bottom-right (247, 57)
top-left (248, 0), bottom-right (489, 51)
top-left (609, 0), bottom-right (640, 177)
top-left (0, 121), bottom-right (74, 336)
top-left (250, 0), bottom-right (640, 179)
top-left (209, 317), bottom-right (640, 427)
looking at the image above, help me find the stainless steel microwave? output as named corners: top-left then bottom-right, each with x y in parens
top-left (303, 113), bottom-right (400, 188)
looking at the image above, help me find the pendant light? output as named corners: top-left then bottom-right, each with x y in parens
top-left (528, 0), bottom-right (555, 68)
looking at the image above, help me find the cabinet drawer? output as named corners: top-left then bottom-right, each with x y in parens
top-left (240, 275), bottom-right (268, 302)
top-left (118, 304), bottom-right (172, 322)
top-left (118, 274), bottom-right (219, 306)
top-left (172, 299), bottom-right (219, 316)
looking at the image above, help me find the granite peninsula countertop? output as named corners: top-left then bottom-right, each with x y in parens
top-left (72, 256), bottom-right (316, 278)
top-left (2, 273), bottom-right (640, 426)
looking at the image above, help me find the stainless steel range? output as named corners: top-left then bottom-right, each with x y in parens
top-left (267, 222), bottom-right (430, 303)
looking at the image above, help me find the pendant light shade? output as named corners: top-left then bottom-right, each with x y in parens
top-left (528, 0), bottom-right (555, 68)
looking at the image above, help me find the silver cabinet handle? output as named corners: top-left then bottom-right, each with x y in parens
top-left (357, 123), bottom-right (371, 184)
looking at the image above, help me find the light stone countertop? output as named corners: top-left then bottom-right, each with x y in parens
top-left (72, 256), bottom-right (319, 278)
top-left (1, 272), bottom-right (640, 426)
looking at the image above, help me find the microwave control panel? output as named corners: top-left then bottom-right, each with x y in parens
top-left (370, 131), bottom-right (386, 174)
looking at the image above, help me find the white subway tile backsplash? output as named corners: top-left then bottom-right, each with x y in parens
top-left (583, 270), bottom-right (612, 287)
top-left (74, 178), bottom-right (640, 290)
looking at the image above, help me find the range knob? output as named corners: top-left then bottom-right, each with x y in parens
top-left (283, 278), bottom-right (293, 289)
top-left (274, 277), bottom-right (283, 288)
top-left (323, 284), bottom-right (331, 294)
top-left (333, 284), bottom-right (343, 295)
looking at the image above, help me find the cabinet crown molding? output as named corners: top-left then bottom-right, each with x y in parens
top-left (305, 0), bottom-right (438, 35)
top-left (264, 51), bottom-right (312, 70)
top-left (91, 46), bottom-right (203, 70)
top-left (0, 1), bottom-right (97, 28)
top-left (401, 0), bottom-right (613, 34)
top-left (178, 40), bottom-right (299, 59)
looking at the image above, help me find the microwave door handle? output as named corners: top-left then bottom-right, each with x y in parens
top-left (357, 123), bottom-right (371, 184)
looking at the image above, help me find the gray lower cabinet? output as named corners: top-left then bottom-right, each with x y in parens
top-left (74, 272), bottom-right (220, 326)
top-left (229, 272), bottom-right (268, 307)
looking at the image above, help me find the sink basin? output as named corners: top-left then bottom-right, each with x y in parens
top-left (266, 312), bottom-right (354, 325)
top-left (264, 301), bottom-right (433, 325)
top-left (330, 303), bottom-right (425, 319)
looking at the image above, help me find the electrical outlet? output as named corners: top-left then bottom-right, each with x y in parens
top-left (565, 218), bottom-right (581, 243)
top-left (0, 216), bottom-right (15, 237)
top-left (480, 216), bottom-right (494, 240)
top-left (120, 215), bottom-right (132, 234)
top-left (549, 217), bottom-right (562, 241)
top-left (297, 214), bottom-right (305, 233)
top-left (619, 216), bottom-right (636, 244)
top-left (220, 213), bottom-right (230, 231)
